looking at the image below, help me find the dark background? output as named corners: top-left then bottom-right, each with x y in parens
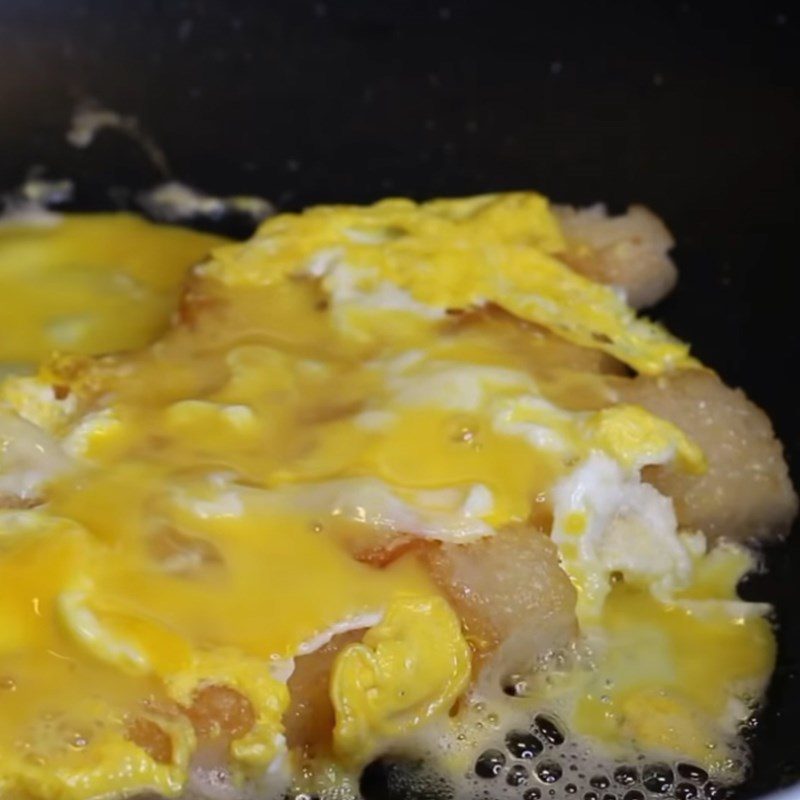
top-left (0, 1), bottom-right (797, 797)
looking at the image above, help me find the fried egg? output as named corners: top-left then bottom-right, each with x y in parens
top-left (0, 193), bottom-right (794, 800)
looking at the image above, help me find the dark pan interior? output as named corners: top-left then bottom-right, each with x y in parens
top-left (0, 1), bottom-right (797, 797)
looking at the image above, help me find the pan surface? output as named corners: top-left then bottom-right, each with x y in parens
top-left (0, 1), bottom-right (797, 797)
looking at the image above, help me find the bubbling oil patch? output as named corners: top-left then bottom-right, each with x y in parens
top-left (441, 702), bottom-right (744, 800)
top-left (348, 637), bottom-right (754, 800)
top-left (281, 642), bottom-right (753, 800)
top-left (354, 698), bottom-right (748, 800)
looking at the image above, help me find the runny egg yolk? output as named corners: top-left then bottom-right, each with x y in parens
top-left (580, 582), bottom-right (775, 762)
top-left (527, 543), bottom-right (775, 767)
top-left (0, 194), bottom-right (776, 799)
top-left (0, 213), bottom-right (228, 366)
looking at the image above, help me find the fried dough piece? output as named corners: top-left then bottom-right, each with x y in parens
top-left (614, 369), bottom-right (797, 542)
top-left (555, 204), bottom-right (677, 309)
top-left (423, 526), bottom-right (577, 657)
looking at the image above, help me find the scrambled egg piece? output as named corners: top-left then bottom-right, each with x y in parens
top-left (1, 723), bottom-right (193, 800)
top-left (552, 452), bottom-right (701, 622)
top-left (0, 194), bottom-right (776, 798)
top-left (207, 193), bottom-right (696, 374)
top-left (583, 403), bottom-right (706, 473)
top-left (165, 649), bottom-right (289, 768)
top-left (331, 596), bottom-right (471, 764)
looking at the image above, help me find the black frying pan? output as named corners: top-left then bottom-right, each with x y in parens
top-left (0, 1), bottom-right (797, 798)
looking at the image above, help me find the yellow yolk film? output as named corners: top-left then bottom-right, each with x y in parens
top-left (0, 196), bottom-right (776, 798)
top-left (574, 572), bottom-right (775, 764)
top-left (0, 213), bottom-right (228, 364)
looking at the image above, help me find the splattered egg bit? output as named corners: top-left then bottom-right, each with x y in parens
top-left (0, 193), bottom-right (794, 800)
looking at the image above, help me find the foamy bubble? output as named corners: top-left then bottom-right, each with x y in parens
top-left (352, 690), bottom-right (750, 800)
